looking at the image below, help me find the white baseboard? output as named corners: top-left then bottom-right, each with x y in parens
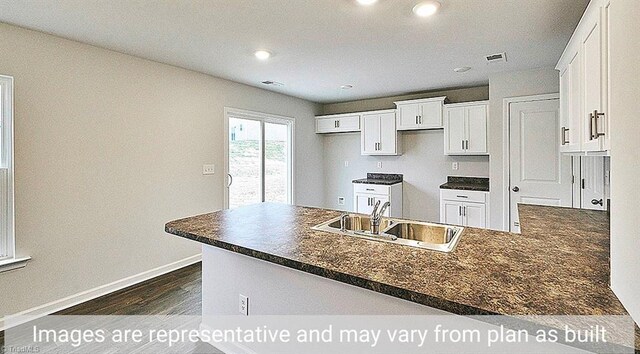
top-left (0, 254), bottom-right (202, 332)
top-left (199, 322), bottom-right (256, 354)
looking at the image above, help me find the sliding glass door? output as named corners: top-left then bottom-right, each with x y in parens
top-left (225, 109), bottom-right (293, 209)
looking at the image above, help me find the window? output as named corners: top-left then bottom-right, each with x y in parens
top-left (0, 75), bottom-right (15, 263)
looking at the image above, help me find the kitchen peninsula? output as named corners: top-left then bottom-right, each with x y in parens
top-left (165, 203), bottom-right (639, 351)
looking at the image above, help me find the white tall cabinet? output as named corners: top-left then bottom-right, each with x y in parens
top-left (361, 110), bottom-right (400, 156)
top-left (557, 0), bottom-right (611, 154)
top-left (443, 101), bottom-right (489, 155)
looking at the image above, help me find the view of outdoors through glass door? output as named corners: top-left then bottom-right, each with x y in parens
top-left (227, 115), bottom-right (291, 209)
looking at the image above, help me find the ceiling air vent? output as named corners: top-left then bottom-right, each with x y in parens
top-left (485, 52), bottom-right (507, 63)
top-left (261, 80), bottom-right (284, 87)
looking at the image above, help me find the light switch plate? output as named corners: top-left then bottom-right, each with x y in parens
top-left (377, 162), bottom-right (382, 169)
top-left (338, 197), bottom-right (345, 206)
top-left (203, 164), bottom-right (215, 175)
top-left (344, 161), bottom-right (349, 167)
top-left (452, 162), bottom-right (459, 171)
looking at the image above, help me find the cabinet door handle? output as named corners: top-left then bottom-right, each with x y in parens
top-left (415, 116), bottom-right (418, 125)
top-left (366, 188), bottom-right (375, 191)
top-left (456, 195), bottom-right (468, 198)
top-left (589, 113), bottom-right (596, 140)
top-left (561, 127), bottom-right (569, 145)
top-left (462, 140), bottom-right (465, 150)
top-left (594, 110), bottom-right (605, 138)
top-left (459, 206), bottom-right (462, 216)
top-left (418, 115), bottom-right (422, 124)
top-left (463, 206), bottom-right (466, 217)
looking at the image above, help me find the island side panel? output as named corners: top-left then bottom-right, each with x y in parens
top-left (201, 244), bottom-right (446, 316)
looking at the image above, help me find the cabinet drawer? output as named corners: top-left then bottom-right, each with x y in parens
top-left (440, 189), bottom-right (487, 203)
top-left (353, 183), bottom-right (391, 195)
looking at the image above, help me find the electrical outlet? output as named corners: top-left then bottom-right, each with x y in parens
top-left (604, 171), bottom-right (610, 185)
top-left (344, 161), bottom-right (349, 167)
top-left (338, 197), bottom-right (345, 206)
top-left (377, 162), bottom-right (382, 169)
top-left (239, 294), bottom-right (249, 316)
top-left (452, 162), bottom-right (459, 171)
top-left (203, 164), bottom-right (215, 175)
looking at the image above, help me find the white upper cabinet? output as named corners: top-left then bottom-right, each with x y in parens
top-left (394, 97), bottom-right (446, 130)
top-left (316, 113), bottom-right (361, 134)
top-left (443, 101), bottom-right (489, 155)
top-left (361, 110), bottom-right (400, 156)
top-left (556, 0), bottom-right (611, 154)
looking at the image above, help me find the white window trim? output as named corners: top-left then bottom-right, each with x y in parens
top-left (0, 74), bottom-right (28, 273)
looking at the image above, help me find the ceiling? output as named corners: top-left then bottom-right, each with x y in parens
top-left (0, 0), bottom-right (588, 103)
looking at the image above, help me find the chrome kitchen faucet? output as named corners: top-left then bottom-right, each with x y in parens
top-left (370, 200), bottom-right (390, 235)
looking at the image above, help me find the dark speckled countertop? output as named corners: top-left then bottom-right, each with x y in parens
top-left (166, 203), bottom-right (639, 351)
top-left (353, 173), bottom-right (403, 185)
top-left (440, 176), bottom-right (490, 192)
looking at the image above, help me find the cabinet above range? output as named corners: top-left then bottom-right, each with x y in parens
top-left (394, 96), bottom-right (446, 130)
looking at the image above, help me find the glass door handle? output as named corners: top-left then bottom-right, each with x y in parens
top-left (227, 174), bottom-right (233, 188)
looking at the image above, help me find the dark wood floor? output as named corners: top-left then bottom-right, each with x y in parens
top-left (1, 262), bottom-right (222, 353)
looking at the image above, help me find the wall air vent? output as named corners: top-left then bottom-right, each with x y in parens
top-left (485, 52), bottom-right (507, 63)
top-left (261, 80), bottom-right (285, 87)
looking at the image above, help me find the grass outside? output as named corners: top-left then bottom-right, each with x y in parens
top-left (229, 140), bottom-right (288, 208)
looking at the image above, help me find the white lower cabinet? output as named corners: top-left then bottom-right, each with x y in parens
top-left (439, 189), bottom-right (489, 228)
top-left (353, 183), bottom-right (403, 217)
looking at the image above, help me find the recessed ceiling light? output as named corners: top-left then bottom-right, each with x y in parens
top-left (412, 1), bottom-right (441, 17)
top-left (356, 0), bottom-right (378, 5)
top-left (454, 67), bottom-right (471, 73)
top-left (341, 84), bottom-right (354, 90)
top-left (254, 50), bottom-right (272, 60)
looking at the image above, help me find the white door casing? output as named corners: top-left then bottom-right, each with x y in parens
top-left (508, 98), bottom-right (573, 233)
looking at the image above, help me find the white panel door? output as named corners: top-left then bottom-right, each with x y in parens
top-left (582, 16), bottom-right (603, 152)
top-left (509, 99), bottom-right (573, 232)
top-left (361, 114), bottom-right (380, 154)
top-left (378, 112), bottom-right (396, 154)
top-left (445, 107), bottom-right (466, 154)
top-left (397, 104), bottom-right (421, 130)
top-left (419, 101), bottom-right (443, 128)
top-left (580, 156), bottom-right (606, 210)
top-left (463, 203), bottom-right (486, 228)
top-left (466, 105), bottom-right (488, 154)
top-left (316, 118), bottom-right (337, 133)
top-left (441, 200), bottom-right (463, 226)
top-left (355, 193), bottom-right (375, 214)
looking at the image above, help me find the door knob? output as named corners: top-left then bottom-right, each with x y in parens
top-left (591, 199), bottom-right (604, 206)
top-left (512, 186), bottom-right (520, 192)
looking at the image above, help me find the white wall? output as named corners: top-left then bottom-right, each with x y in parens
top-left (0, 23), bottom-right (323, 316)
top-left (609, 0), bottom-right (640, 325)
top-left (488, 67), bottom-right (560, 230)
top-left (322, 132), bottom-right (489, 222)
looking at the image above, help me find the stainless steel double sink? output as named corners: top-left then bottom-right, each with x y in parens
top-left (312, 214), bottom-right (464, 253)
